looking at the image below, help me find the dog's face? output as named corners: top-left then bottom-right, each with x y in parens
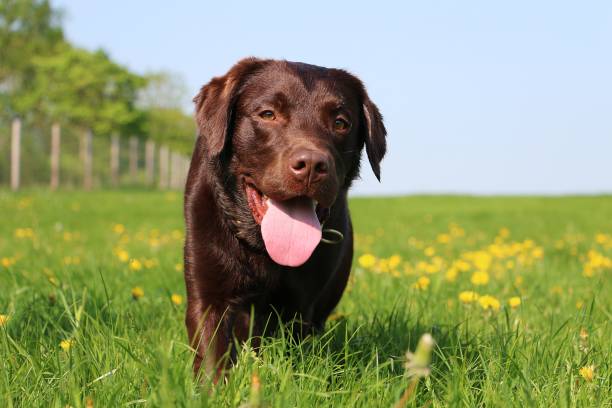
top-left (193, 58), bottom-right (386, 266)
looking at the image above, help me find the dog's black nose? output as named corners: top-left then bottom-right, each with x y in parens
top-left (290, 149), bottom-right (329, 184)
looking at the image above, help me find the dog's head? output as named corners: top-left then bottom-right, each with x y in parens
top-left (193, 58), bottom-right (386, 266)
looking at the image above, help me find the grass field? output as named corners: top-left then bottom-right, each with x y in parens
top-left (1, 191), bottom-right (611, 407)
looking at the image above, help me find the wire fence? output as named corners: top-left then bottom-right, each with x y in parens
top-left (0, 118), bottom-right (191, 191)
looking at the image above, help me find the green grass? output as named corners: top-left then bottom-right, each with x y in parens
top-left (1, 191), bottom-right (611, 407)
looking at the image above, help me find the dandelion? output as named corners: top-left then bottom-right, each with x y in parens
top-left (471, 271), bottom-right (490, 286)
top-left (358, 253), bottom-right (376, 269)
top-left (175, 263), bottom-right (184, 272)
top-left (171, 294), bottom-right (183, 305)
top-left (458, 291), bottom-right (479, 304)
top-left (115, 249), bottom-right (129, 263)
top-left (1, 257), bottom-right (16, 268)
top-left (113, 224), bottom-right (125, 234)
top-left (388, 254), bottom-right (402, 269)
top-left (478, 295), bottom-right (500, 311)
top-left (579, 365), bottom-right (595, 382)
top-left (436, 233), bottom-right (451, 244)
top-left (550, 286), bottom-right (563, 295)
top-left (60, 339), bottom-right (74, 351)
top-left (424, 247), bottom-right (435, 257)
top-left (129, 259), bottom-right (142, 271)
top-left (395, 333), bottom-right (435, 407)
top-left (131, 287), bottom-right (144, 300)
top-left (444, 267), bottom-right (458, 282)
top-left (531, 247), bottom-right (544, 259)
top-left (412, 276), bottom-right (430, 290)
top-left (508, 297), bottom-right (521, 309)
top-left (576, 300), bottom-right (584, 309)
top-left (498, 227), bottom-right (510, 238)
top-left (0, 314), bottom-right (9, 326)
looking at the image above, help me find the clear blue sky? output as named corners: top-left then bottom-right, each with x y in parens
top-left (53, 0), bottom-right (612, 196)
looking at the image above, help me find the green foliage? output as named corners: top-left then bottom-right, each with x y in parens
top-left (0, 1), bottom-right (196, 153)
top-left (0, 0), bottom-right (64, 118)
top-left (0, 192), bottom-right (610, 406)
top-left (21, 45), bottom-right (146, 135)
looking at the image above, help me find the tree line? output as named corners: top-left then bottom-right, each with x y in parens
top-left (0, 0), bottom-right (196, 155)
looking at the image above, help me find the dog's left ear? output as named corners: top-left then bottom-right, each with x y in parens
top-left (193, 57), bottom-right (268, 159)
top-left (362, 95), bottom-right (387, 181)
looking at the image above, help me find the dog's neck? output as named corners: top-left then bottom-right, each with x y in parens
top-left (208, 159), bottom-right (267, 253)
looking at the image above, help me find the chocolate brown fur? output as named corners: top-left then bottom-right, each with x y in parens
top-left (184, 58), bottom-right (386, 378)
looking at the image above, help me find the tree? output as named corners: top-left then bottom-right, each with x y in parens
top-left (21, 45), bottom-right (146, 135)
top-left (0, 0), bottom-right (64, 120)
top-left (138, 71), bottom-right (196, 153)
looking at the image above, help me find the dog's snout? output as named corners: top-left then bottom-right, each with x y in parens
top-left (289, 149), bottom-right (329, 184)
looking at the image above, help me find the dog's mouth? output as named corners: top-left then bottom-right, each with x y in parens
top-left (244, 182), bottom-right (331, 267)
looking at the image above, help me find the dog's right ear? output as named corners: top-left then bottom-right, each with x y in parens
top-left (193, 58), bottom-right (268, 158)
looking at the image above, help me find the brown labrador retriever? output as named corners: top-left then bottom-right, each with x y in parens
top-left (184, 58), bottom-right (386, 377)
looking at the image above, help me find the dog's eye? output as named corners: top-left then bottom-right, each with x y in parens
top-left (259, 110), bottom-right (276, 121)
top-left (333, 118), bottom-right (350, 132)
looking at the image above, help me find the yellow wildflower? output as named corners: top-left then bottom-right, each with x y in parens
top-left (579, 365), bottom-right (595, 382)
top-left (113, 224), bottom-right (125, 234)
top-left (595, 233), bottom-right (607, 245)
top-left (412, 276), bottom-right (430, 290)
top-left (455, 259), bottom-right (471, 272)
top-left (445, 267), bottom-right (458, 282)
top-left (471, 271), bottom-right (490, 286)
top-left (458, 291), bottom-right (479, 304)
top-left (175, 263), bottom-right (184, 272)
top-left (531, 247), bottom-right (544, 259)
top-left (129, 259), bottom-right (142, 271)
top-left (436, 233), bottom-right (451, 244)
top-left (424, 247), bottom-right (435, 257)
top-left (0, 314), bottom-right (9, 326)
top-left (576, 300), bottom-right (584, 309)
top-left (115, 249), bottom-right (129, 263)
top-left (508, 297), bottom-right (521, 309)
top-left (514, 275), bottom-right (523, 286)
top-left (388, 254), bottom-right (402, 269)
top-left (358, 253), bottom-right (377, 269)
top-left (478, 295), bottom-right (500, 311)
top-left (550, 286), bottom-right (563, 295)
top-left (498, 227), bottom-right (510, 238)
top-left (1, 257), bottom-right (16, 268)
top-left (171, 294), bottom-right (183, 305)
top-left (131, 287), bottom-right (144, 300)
top-left (60, 339), bottom-right (74, 351)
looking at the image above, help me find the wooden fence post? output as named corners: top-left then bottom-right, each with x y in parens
top-left (110, 134), bottom-right (120, 187)
top-left (170, 151), bottom-right (179, 189)
top-left (10, 118), bottom-right (21, 191)
top-left (145, 140), bottom-right (155, 186)
top-left (81, 129), bottom-right (93, 190)
top-left (159, 145), bottom-right (169, 189)
top-left (50, 122), bottom-right (60, 190)
top-left (129, 136), bottom-right (138, 183)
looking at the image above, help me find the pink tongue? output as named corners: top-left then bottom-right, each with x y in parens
top-left (261, 197), bottom-right (322, 267)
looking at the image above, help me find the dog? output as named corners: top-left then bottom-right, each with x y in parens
top-left (183, 58), bottom-right (386, 377)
